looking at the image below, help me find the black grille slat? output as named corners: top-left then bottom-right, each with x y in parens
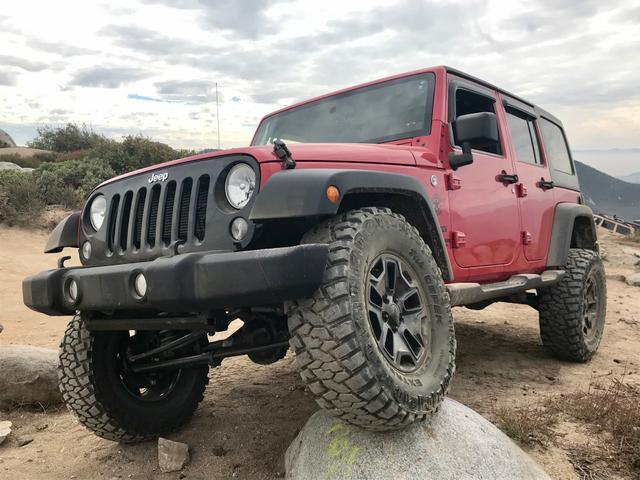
top-left (132, 189), bottom-right (147, 249)
top-left (107, 195), bottom-right (120, 253)
top-left (194, 175), bottom-right (209, 242)
top-left (178, 178), bottom-right (193, 242)
top-left (119, 192), bottom-right (133, 252)
top-left (147, 185), bottom-right (161, 248)
top-left (162, 181), bottom-right (176, 246)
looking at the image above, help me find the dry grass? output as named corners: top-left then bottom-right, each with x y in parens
top-left (552, 377), bottom-right (640, 478)
top-left (494, 405), bottom-right (558, 447)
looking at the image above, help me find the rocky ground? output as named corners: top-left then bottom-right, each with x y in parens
top-left (0, 227), bottom-right (638, 480)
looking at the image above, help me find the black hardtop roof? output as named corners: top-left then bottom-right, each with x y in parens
top-left (443, 66), bottom-right (564, 127)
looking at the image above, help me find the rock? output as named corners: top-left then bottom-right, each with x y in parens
top-left (0, 345), bottom-right (62, 408)
top-left (0, 421), bottom-right (12, 445)
top-left (158, 437), bottom-right (189, 473)
top-left (16, 435), bottom-right (33, 447)
top-left (625, 273), bottom-right (640, 287)
top-left (0, 323), bottom-right (3, 334)
top-left (285, 399), bottom-right (551, 480)
top-left (606, 273), bottom-right (626, 282)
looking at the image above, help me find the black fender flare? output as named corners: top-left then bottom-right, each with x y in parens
top-left (249, 169), bottom-right (452, 280)
top-left (44, 211), bottom-right (80, 253)
top-left (546, 203), bottom-right (597, 267)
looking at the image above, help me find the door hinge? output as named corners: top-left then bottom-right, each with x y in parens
top-left (452, 231), bottom-right (466, 248)
top-left (515, 183), bottom-right (528, 198)
top-left (445, 173), bottom-right (462, 190)
top-left (522, 231), bottom-right (532, 245)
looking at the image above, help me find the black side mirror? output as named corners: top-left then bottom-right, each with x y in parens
top-left (448, 112), bottom-right (500, 170)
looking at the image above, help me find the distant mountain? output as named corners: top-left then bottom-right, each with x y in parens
top-left (617, 171), bottom-right (640, 184)
top-left (575, 161), bottom-right (640, 221)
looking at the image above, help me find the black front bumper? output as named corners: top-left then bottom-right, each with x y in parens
top-left (23, 245), bottom-right (328, 316)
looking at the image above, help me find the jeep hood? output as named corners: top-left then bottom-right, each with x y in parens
top-left (97, 143), bottom-right (429, 188)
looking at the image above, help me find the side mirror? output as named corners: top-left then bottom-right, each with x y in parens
top-left (448, 112), bottom-right (500, 170)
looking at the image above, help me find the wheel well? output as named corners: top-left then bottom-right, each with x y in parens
top-left (571, 216), bottom-right (598, 251)
top-left (338, 192), bottom-right (452, 281)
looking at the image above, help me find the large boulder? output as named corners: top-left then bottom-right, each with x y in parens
top-left (0, 345), bottom-right (62, 408)
top-left (286, 399), bottom-right (550, 480)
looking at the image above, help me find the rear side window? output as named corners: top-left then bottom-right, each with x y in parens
top-left (539, 118), bottom-right (573, 174)
top-left (506, 108), bottom-right (542, 165)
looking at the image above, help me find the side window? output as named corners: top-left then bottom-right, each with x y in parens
top-left (453, 89), bottom-right (501, 155)
top-left (539, 118), bottom-right (573, 174)
top-left (505, 108), bottom-right (542, 165)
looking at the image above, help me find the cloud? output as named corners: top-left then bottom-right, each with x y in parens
top-left (27, 38), bottom-right (96, 57)
top-left (141, 0), bottom-right (294, 39)
top-left (100, 25), bottom-right (199, 56)
top-left (0, 55), bottom-right (48, 72)
top-left (70, 66), bottom-right (150, 88)
top-left (154, 79), bottom-right (222, 104)
top-left (0, 71), bottom-right (17, 86)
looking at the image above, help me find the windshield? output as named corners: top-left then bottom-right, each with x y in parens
top-left (252, 73), bottom-right (435, 145)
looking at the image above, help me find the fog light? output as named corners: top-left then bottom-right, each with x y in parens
top-left (67, 279), bottom-right (78, 303)
top-left (230, 217), bottom-right (249, 242)
top-left (81, 241), bottom-right (92, 260)
top-left (133, 273), bottom-right (147, 298)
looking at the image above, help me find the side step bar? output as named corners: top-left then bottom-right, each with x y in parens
top-left (446, 270), bottom-right (565, 307)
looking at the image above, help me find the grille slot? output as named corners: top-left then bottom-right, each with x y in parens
top-left (178, 178), bottom-right (193, 242)
top-left (194, 175), bottom-right (209, 242)
top-left (119, 191), bottom-right (133, 251)
top-left (132, 189), bottom-right (146, 249)
top-left (147, 185), bottom-right (161, 247)
top-left (162, 181), bottom-right (177, 246)
top-left (107, 194), bottom-right (120, 253)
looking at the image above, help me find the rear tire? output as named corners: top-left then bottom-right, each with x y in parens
top-left (538, 248), bottom-right (606, 362)
top-left (287, 208), bottom-right (456, 431)
top-left (58, 315), bottom-right (209, 443)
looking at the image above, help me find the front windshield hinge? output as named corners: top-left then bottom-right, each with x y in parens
top-left (273, 140), bottom-right (296, 169)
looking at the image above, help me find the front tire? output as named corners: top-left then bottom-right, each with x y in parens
top-left (58, 315), bottom-right (209, 443)
top-left (287, 208), bottom-right (456, 431)
top-left (538, 248), bottom-right (607, 362)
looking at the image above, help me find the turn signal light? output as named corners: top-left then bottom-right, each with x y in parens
top-left (326, 185), bottom-right (340, 204)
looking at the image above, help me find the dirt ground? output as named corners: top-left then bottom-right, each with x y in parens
top-left (0, 227), bottom-right (638, 480)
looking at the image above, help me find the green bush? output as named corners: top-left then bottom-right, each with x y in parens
top-left (35, 158), bottom-right (115, 208)
top-left (91, 135), bottom-right (190, 175)
top-left (27, 123), bottom-right (104, 152)
top-left (0, 170), bottom-right (45, 226)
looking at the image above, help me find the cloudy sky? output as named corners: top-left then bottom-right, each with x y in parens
top-left (1, 0), bottom-right (639, 174)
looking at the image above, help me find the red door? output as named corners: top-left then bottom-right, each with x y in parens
top-left (500, 96), bottom-right (555, 262)
top-left (447, 79), bottom-right (521, 269)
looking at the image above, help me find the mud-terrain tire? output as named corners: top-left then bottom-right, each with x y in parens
top-left (58, 315), bottom-right (209, 443)
top-left (538, 248), bottom-right (606, 362)
top-left (287, 208), bottom-right (456, 431)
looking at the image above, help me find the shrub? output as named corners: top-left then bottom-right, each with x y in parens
top-left (27, 123), bottom-right (104, 152)
top-left (0, 170), bottom-right (45, 225)
top-left (91, 135), bottom-right (190, 175)
top-left (0, 152), bottom-right (59, 169)
top-left (34, 158), bottom-right (115, 208)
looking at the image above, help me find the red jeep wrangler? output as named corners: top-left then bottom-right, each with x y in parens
top-left (23, 66), bottom-right (606, 442)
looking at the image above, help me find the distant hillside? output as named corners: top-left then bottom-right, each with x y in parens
top-left (617, 171), bottom-right (640, 184)
top-left (575, 161), bottom-right (640, 221)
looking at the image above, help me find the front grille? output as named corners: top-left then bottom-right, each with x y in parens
top-left (106, 175), bottom-right (210, 255)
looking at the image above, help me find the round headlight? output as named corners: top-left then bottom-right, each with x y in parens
top-left (225, 163), bottom-right (256, 209)
top-left (89, 195), bottom-right (107, 231)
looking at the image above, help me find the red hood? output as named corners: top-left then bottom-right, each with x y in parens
top-left (98, 143), bottom-right (424, 188)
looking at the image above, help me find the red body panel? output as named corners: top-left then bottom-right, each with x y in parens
top-left (106, 66), bottom-right (579, 285)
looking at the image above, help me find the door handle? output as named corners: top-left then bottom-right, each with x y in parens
top-left (497, 172), bottom-right (519, 184)
top-left (537, 178), bottom-right (555, 190)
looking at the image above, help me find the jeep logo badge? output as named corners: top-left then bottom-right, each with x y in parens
top-left (148, 172), bottom-right (169, 183)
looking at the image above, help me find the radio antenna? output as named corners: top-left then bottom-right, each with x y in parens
top-left (215, 82), bottom-right (221, 149)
